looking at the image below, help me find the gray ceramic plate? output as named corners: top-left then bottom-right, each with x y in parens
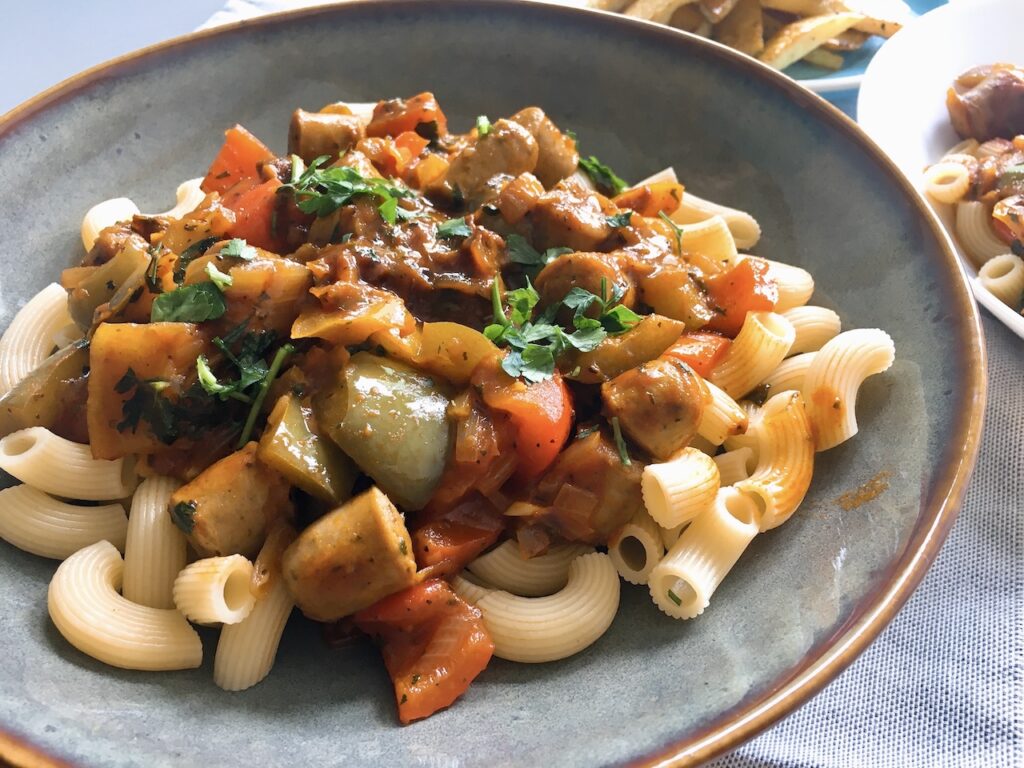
top-left (0, 2), bottom-right (985, 766)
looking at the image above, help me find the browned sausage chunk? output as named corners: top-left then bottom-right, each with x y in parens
top-left (534, 251), bottom-right (636, 312)
top-left (530, 431), bottom-right (643, 544)
top-left (281, 487), bottom-right (419, 621)
top-left (601, 357), bottom-right (709, 460)
top-left (169, 442), bottom-right (292, 558)
top-left (445, 118), bottom-right (538, 206)
top-left (288, 109), bottom-right (365, 163)
top-left (509, 107), bottom-right (579, 188)
top-left (529, 177), bottom-right (613, 252)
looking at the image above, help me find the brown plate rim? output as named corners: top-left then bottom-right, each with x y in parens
top-left (0, 2), bottom-right (987, 766)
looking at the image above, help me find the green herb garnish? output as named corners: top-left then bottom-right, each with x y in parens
top-left (658, 211), bottom-right (684, 254)
top-left (605, 211), bottom-right (633, 229)
top-left (667, 589), bottom-right (682, 607)
top-left (173, 236), bottom-right (218, 283)
top-left (204, 261), bottom-right (233, 290)
top-left (475, 115), bottom-right (492, 137)
top-left (170, 501), bottom-right (198, 534)
top-left (150, 282), bottom-right (226, 323)
top-left (579, 155), bottom-right (628, 196)
top-left (437, 217), bottom-right (473, 239)
top-left (506, 234), bottom-right (572, 271)
top-left (220, 238), bottom-right (257, 261)
top-left (237, 343), bottom-right (294, 447)
top-left (282, 155), bottom-right (415, 226)
top-left (611, 415), bottom-right (631, 466)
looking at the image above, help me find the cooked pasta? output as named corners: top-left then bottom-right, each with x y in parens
top-left (0, 484), bottom-right (127, 560)
top-left (781, 306), bottom-right (841, 355)
top-left (214, 576), bottom-right (294, 691)
top-left (977, 254), bottom-right (1024, 307)
top-left (474, 553), bottom-right (620, 663)
top-left (641, 447), bottom-right (720, 529)
top-left (0, 427), bottom-right (136, 500)
top-left (697, 379), bottom-right (748, 446)
top-left (174, 555), bottom-right (256, 625)
top-left (763, 351), bottom-right (816, 393)
top-left (956, 201), bottom-right (1010, 268)
top-left (47, 540), bottom-right (202, 671)
top-left (80, 197), bottom-right (140, 252)
top-left (713, 447), bottom-right (755, 487)
top-left (923, 161), bottom-right (971, 204)
top-left (122, 476), bottom-right (185, 609)
top-left (467, 540), bottom-right (594, 597)
top-left (0, 282), bottom-right (72, 395)
top-left (764, 259), bottom-right (815, 311)
top-left (734, 390), bottom-right (814, 531)
top-left (607, 507), bottom-right (665, 585)
top-left (711, 311), bottom-right (795, 398)
top-left (802, 329), bottom-right (896, 451)
top-left (0, 91), bottom-right (897, 724)
top-left (648, 488), bottom-right (760, 620)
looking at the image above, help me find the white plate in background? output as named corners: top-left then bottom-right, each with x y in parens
top-left (858, 0), bottom-right (1024, 339)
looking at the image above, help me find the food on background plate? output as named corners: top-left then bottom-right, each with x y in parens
top-left (0, 91), bottom-right (895, 723)
top-left (923, 63), bottom-right (1024, 314)
top-left (585, 0), bottom-right (909, 73)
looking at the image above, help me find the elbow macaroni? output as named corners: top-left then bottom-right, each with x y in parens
top-left (0, 484), bottom-right (127, 560)
top-left (0, 427), bottom-right (136, 501)
top-left (174, 555), bottom-right (256, 626)
top-left (781, 306), bottom-right (841, 355)
top-left (711, 311), bottom-right (795, 398)
top-left (0, 283), bottom-right (73, 396)
top-left (47, 541), bottom-right (202, 671)
top-left (122, 476), bottom-right (185, 609)
top-left (607, 507), bottom-right (665, 585)
top-left (697, 380), bottom-right (748, 445)
top-left (641, 447), bottom-right (720, 529)
top-left (467, 541), bottom-right (594, 597)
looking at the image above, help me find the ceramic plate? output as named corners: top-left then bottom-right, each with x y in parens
top-left (0, 1), bottom-right (983, 766)
top-left (858, 0), bottom-right (1024, 339)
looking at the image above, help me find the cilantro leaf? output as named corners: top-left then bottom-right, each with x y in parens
top-left (205, 261), bottom-right (233, 290)
top-left (150, 282), bottom-right (226, 323)
top-left (601, 303), bottom-right (642, 334)
top-left (282, 156), bottom-right (415, 225)
top-left (476, 115), bottom-right (492, 137)
top-left (605, 211), bottom-right (633, 229)
top-left (579, 155), bottom-right (628, 196)
top-left (220, 238), bottom-right (257, 261)
top-left (196, 355), bottom-right (238, 399)
top-left (437, 217), bottom-right (473, 239)
top-left (518, 344), bottom-right (556, 382)
top-left (506, 234), bottom-right (571, 270)
top-left (237, 343), bottom-right (294, 447)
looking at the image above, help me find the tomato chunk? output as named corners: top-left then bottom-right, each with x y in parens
top-left (612, 181), bottom-right (684, 218)
top-left (702, 257), bottom-right (778, 337)
top-left (202, 125), bottom-right (275, 195)
top-left (367, 92), bottom-right (448, 139)
top-left (474, 359), bottom-right (573, 479)
top-left (222, 178), bottom-right (287, 253)
top-left (663, 332), bottom-right (731, 378)
top-left (412, 496), bottom-right (505, 576)
top-left (354, 580), bottom-right (493, 724)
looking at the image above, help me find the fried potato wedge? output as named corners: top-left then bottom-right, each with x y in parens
top-left (624, 0), bottom-right (699, 24)
top-left (760, 0), bottom-right (906, 38)
top-left (699, 0), bottom-right (739, 24)
top-left (803, 47), bottom-right (845, 70)
top-left (669, 4), bottom-right (708, 32)
top-left (758, 12), bottom-right (862, 71)
top-left (713, 0), bottom-right (764, 56)
top-left (823, 28), bottom-right (869, 51)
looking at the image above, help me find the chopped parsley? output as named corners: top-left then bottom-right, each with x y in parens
top-left (475, 115), bottom-right (492, 137)
top-left (237, 343), bottom-right (294, 447)
top-left (658, 211), bottom-right (684, 254)
top-left (604, 211), bottom-right (633, 229)
top-left (204, 261), bottom-right (233, 290)
top-left (170, 501), bottom-right (197, 534)
top-left (436, 217), bottom-right (473, 239)
top-left (220, 238), bottom-right (257, 261)
top-left (575, 424), bottom-right (600, 440)
top-left (666, 589), bottom-right (682, 607)
top-left (281, 155), bottom-right (416, 225)
top-left (611, 416), bottom-right (631, 466)
top-left (506, 234), bottom-right (571, 272)
top-left (579, 155), bottom-right (628, 196)
top-left (484, 276), bottom-right (639, 382)
top-left (150, 282), bottom-right (226, 323)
